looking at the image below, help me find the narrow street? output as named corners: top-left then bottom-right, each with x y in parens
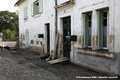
top-left (1, 0), bottom-right (120, 79)
top-left (0, 48), bottom-right (119, 80)
top-left (0, 50), bottom-right (62, 80)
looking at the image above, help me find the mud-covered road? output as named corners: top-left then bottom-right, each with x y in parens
top-left (0, 49), bottom-right (119, 80)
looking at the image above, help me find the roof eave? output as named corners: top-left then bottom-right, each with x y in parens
top-left (14, 0), bottom-right (25, 6)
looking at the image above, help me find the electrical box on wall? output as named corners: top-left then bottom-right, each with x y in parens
top-left (71, 35), bottom-right (77, 41)
top-left (38, 34), bottom-right (44, 38)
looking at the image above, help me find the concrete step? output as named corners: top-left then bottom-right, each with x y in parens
top-left (47, 57), bottom-right (69, 64)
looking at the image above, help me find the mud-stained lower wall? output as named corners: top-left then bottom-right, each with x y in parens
top-left (73, 47), bottom-right (120, 75)
top-left (92, 36), bottom-right (98, 50)
top-left (20, 33), bottom-right (25, 44)
top-left (109, 35), bottom-right (114, 52)
top-left (78, 35), bottom-right (83, 48)
top-left (19, 43), bottom-right (41, 53)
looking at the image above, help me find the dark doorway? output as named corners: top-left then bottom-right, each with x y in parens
top-left (46, 24), bottom-right (50, 54)
top-left (63, 16), bottom-right (71, 58)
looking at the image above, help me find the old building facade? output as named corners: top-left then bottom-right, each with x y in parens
top-left (15, 0), bottom-right (56, 54)
top-left (15, 0), bottom-right (120, 75)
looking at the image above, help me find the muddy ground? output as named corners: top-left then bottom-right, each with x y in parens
top-left (0, 48), bottom-right (119, 80)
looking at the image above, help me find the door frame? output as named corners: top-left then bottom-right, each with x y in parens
top-left (45, 23), bottom-right (50, 54)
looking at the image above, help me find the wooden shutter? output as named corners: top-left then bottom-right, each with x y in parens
top-left (25, 30), bottom-right (29, 45)
top-left (24, 7), bottom-right (28, 19)
top-left (31, 3), bottom-right (34, 16)
top-left (83, 14), bottom-right (88, 48)
top-left (39, 0), bottom-right (43, 13)
top-left (97, 10), bottom-right (103, 49)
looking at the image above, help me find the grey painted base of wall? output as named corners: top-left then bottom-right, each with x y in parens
top-left (19, 43), bottom-right (41, 52)
top-left (73, 47), bottom-right (120, 75)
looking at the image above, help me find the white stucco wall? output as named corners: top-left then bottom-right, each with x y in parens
top-left (18, 0), bottom-right (120, 53)
top-left (74, 0), bottom-right (119, 53)
top-left (56, 0), bottom-right (120, 75)
top-left (17, 0), bottom-right (120, 75)
top-left (114, 0), bottom-right (120, 52)
top-left (56, 0), bottom-right (120, 61)
top-left (18, 0), bottom-right (55, 53)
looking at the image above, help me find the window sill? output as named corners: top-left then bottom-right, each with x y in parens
top-left (24, 18), bottom-right (28, 22)
top-left (55, 0), bottom-right (75, 9)
top-left (33, 14), bottom-right (41, 18)
top-left (77, 48), bottom-right (115, 60)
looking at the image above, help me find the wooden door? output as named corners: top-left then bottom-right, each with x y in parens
top-left (63, 16), bottom-right (71, 58)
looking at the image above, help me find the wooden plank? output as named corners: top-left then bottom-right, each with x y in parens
top-left (47, 57), bottom-right (69, 64)
top-left (52, 33), bottom-right (59, 60)
top-left (40, 44), bottom-right (44, 55)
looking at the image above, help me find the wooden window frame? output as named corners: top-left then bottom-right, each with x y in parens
top-left (88, 13), bottom-right (92, 48)
top-left (97, 9), bottom-right (109, 50)
top-left (83, 12), bottom-right (92, 48)
top-left (33, 0), bottom-right (39, 15)
top-left (32, 0), bottom-right (43, 16)
top-left (102, 10), bottom-right (109, 49)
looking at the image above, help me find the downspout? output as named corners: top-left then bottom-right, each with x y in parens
top-left (55, 0), bottom-right (57, 35)
top-left (55, 0), bottom-right (58, 58)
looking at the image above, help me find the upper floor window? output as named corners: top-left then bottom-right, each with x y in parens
top-left (97, 9), bottom-right (109, 49)
top-left (34, 1), bottom-right (39, 15)
top-left (83, 12), bottom-right (92, 48)
top-left (31, 0), bottom-right (43, 16)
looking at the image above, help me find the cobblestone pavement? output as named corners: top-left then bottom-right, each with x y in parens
top-left (0, 49), bottom-right (119, 80)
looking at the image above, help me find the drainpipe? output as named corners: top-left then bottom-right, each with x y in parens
top-left (55, 0), bottom-right (57, 35)
top-left (55, 0), bottom-right (58, 58)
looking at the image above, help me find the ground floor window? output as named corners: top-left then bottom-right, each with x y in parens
top-left (83, 12), bottom-right (92, 48)
top-left (97, 9), bottom-right (109, 49)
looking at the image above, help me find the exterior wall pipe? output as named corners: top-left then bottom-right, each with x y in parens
top-left (55, 0), bottom-right (58, 35)
top-left (55, 0), bottom-right (58, 58)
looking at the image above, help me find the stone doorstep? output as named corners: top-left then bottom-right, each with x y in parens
top-left (47, 57), bottom-right (69, 64)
